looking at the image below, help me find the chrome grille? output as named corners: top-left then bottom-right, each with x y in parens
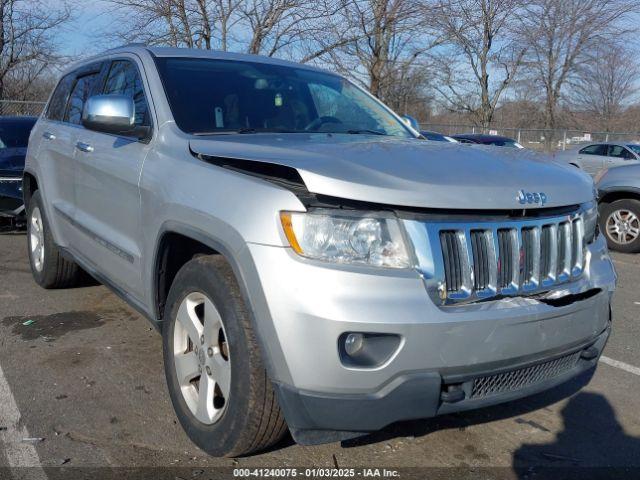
top-left (497, 229), bottom-right (515, 289)
top-left (470, 230), bottom-right (492, 291)
top-left (440, 231), bottom-right (464, 293)
top-left (417, 210), bottom-right (587, 305)
top-left (470, 351), bottom-right (581, 399)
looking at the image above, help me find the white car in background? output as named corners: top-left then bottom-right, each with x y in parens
top-left (558, 142), bottom-right (640, 176)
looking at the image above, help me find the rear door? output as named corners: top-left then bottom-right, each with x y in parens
top-left (576, 144), bottom-right (607, 175)
top-left (33, 65), bottom-right (102, 246)
top-left (606, 145), bottom-right (640, 169)
top-left (72, 56), bottom-right (154, 298)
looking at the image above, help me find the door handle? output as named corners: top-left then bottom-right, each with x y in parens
top-left (75, 142), bottom-right (94, 153)
top-left (42, 132), bottom-right (56, 140)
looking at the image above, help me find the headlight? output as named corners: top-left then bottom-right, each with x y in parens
top-left (280, 210), bottom-right (411, 268)
top-left (583, 201), bottom-right (598, 244)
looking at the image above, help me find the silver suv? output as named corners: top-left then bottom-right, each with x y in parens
top-left (25, 46), bottom-right (616, 457)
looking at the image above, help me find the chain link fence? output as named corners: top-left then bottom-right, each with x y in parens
top-left (0, 100), bottom-right (46, 117)
top-left (420, 123), bottom-right (640, 152)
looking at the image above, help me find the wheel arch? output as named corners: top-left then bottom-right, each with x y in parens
top-left (598, 189), bottom-right (640, 205)
top-left (151, 221), bottom-right (293, 385)
top-left (22, 170), bottom-right (39, 211)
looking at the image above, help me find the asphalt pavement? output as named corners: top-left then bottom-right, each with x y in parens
top-left (1, 230), bottom-right (639, 479)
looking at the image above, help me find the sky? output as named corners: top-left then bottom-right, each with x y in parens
top-left (55, 1), bottom-right (113, 57)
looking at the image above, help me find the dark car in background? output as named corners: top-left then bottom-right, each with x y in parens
top-left (420, 130), bottom-right (457, 143)
top-left (0, 116), bottom-right (37, 220)
top-left (452, 133), bottom-right (524, 148)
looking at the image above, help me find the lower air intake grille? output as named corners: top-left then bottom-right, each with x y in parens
top-left (470, 351), bottom-right (581, 399)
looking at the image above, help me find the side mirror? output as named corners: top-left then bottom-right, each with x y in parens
top-left (82, 95), bottom-right (149, 139)
top-left (401, 114), bottom-right (420, 131)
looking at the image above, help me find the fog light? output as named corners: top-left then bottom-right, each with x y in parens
top-left (344, 333), bottom-right (364, 356)
top-left (338, 332), bottom-right (402, 368)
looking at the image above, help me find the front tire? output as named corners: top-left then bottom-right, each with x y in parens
top-left (27, 190), bottom-right (82, 288)
top-left (162, 255), bottom-right (287, 457)
top-left (600, 199), bottom-right (640, 253)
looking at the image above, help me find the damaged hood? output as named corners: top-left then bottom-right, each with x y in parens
top-left (190, 134), bottom-right (594, 209)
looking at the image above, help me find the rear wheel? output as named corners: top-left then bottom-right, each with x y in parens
top-left (600, 199), bottom-right (640, 253)
top-left (163, 255), bottom-right (287, 457)
top-left (27, 190), bottom-right (82, 288)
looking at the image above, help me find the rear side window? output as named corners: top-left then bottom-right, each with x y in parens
top-left (46, 74), bottom-right (75, 121)
top-left (579, 144), bottom-right (607, 156)
top-left (64, 73), bottom-right (100, 125)
top-left (102, 60), bottom-right (151, 127)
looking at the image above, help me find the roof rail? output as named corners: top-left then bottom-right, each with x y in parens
top-left (105, 43), bottom-right (148, 52)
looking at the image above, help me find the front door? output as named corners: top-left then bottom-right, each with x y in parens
top-left (73, 57), bottom-right (154, 299)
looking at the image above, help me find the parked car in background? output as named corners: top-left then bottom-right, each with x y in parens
top-left (0, 116), bottom-right (37, 219)
top-left (558, 143), bottom-right (640, 177)
top-left (596, 164), bottom-right (640, 253)
top-left (420, 130), bottom-right (457, 143)
top-left (451, 133), bottom-right (524, 148)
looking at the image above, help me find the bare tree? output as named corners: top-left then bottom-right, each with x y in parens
top-left (242, 0), bottom-right (302, 55)
top-left (106, 0), bottom-right (350, 60)
top-left (0, 0), bottom-right (70, 99)
top-left (212, 0), bottom-right (243, 51)
top-left (432, 0), bottom-right (526, 128)
top-left (570, 41), bottom-right (639, 132)
top-left (323, 0), bottom-right (442, 108)
top-left (517, 0), bottom-right (637, 136)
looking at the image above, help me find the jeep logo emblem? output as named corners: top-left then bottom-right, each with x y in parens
top-left (517, 190), bottom-right (547, 206)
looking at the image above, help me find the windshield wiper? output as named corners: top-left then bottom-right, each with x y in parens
top-left (192, 128), bottom-right (302, 136)
top-left (346, 129), bottom-right (387, 136)
top-left (192, 128), bottom-right (258, 136)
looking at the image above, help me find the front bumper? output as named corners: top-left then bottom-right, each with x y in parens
top-left (276, 326), bottom-right (608, 444)
top-left (247, 234), bottom-right (615, 443)
top-left (0, 176), bottom-right (24, 217)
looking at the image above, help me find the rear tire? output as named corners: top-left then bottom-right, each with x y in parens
top-left (599, 198), bottom-right (640, 253)
top-left (27, 190), bottom-right (82, 288)
top-left (162, 255), bottom-right (287, 457)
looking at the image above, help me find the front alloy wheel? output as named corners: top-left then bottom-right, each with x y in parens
top-left (606, 209), bottom-right (640, 246)
top-left (29, 206), bottom-right (45, 272)
top-left (173, 292), bottom-right (231, 425)
top-left (162, 255), bottom-right (286, 457)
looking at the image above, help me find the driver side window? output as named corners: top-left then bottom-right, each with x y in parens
top-left (103, 60), bottom-right (151, 127)
top-left (579, 144), bottom-right (607, 156)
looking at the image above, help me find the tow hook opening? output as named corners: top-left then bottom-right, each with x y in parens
top-left (441, 384), bottom-right (465, 403)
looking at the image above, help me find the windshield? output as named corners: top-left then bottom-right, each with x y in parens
top-left (155, 57), bottom-right (413, 138)
top-left (627, 144), bottom-right (640, 156)
top-left (0, 120), bottom-right (35, 149)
